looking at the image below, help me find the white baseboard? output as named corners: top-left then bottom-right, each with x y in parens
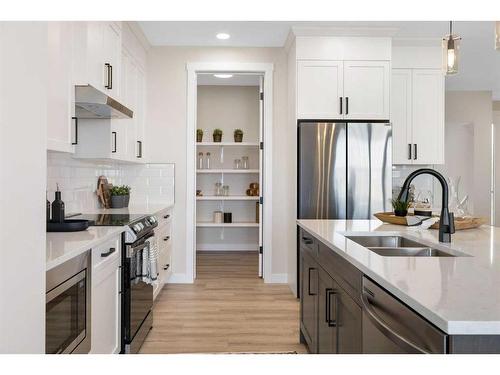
top-left (167, 273), bottom-right (193, 284)
top-left (265, 273), bottom-right (288, 284)
top-left (196, 244), bottom-right (258, 251)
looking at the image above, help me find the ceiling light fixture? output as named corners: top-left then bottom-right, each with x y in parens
top-left (213, 74), bottom-right (233, 79)
top-left (216, 32), bottom-right (230, 40)
top-left (442, 21), bottom-right (462, 75)
top-left (496, 21), bottom-right (500, 50)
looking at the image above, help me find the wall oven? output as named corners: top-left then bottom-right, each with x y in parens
top-left (46, 251), bottom-right (91, 354)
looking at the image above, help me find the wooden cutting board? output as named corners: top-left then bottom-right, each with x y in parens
top-left (374, 212), bottom-right (486, 230)
top-left (96, 176), bottom-right (112, 209)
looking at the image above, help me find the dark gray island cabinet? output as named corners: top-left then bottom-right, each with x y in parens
top-left (298, 227), bottom-right (500, 354)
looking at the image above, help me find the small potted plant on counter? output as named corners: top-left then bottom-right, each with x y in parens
top-left (213, 128), bottom-right (223, 142)
top-left (234, 128), bottom-right (244, 143)
top-left (392, 199), bottom-right (410, 217)
top-left (110, 185), bottom-right (131, 208)
top-left (196, 129), bottom-right (203, 143)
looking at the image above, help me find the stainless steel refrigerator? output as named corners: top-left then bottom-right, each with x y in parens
top-left (298, 121), bottom-right (392, 220)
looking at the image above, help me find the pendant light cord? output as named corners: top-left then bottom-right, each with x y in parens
top-left (450, 21), bottom-right (453, 35)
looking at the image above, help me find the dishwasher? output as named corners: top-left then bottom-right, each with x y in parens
top-left (361, 277), bottom-right (448, 354)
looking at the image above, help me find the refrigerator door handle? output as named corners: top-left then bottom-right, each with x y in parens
top-left (408, 144), bottom-right (412, 160)
top-left (339, 97), bottom-right (343, 115)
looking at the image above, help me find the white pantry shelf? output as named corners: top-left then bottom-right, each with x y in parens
top-left (196, 222), bottom-right (259, 228)
top-left (196, 195), bottom-right (259, 201)
top-left (197, 169), bottom-right (259, 174)
top-left (197, 142), bottom-right (259, 147)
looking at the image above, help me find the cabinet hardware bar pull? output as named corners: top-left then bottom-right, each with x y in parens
top-left (72, 117), bottom-right (78, 145)
top-left (326, 289), bottom-right (338, 327)
top-left (302, 236), bottom-right (313, 245)
top-left (339, 97), bottom-right (343, 115)
top-left (137, 141), bottom-right (142, 158)
top-left (413, 144), bottom-right (417, 160)
top-left (163, 236), bottom-right (170, 241)
top-left (163, 264), bottom-right (170, 271)
top-left (345, 97), bottom-right (349, 115)
top-left (109, 64), bottom-right (113, 90)
top-left (112, 132), bottom-right (117, 153)
top-left (105, 63), bottom-right (111, 89)
top-left (308, 268), bottom-right (317, 296)
top-left (408, 144), bottom-right (412, 160)
top-left (163, 214), bottom-right (170, 219)
top-left (101, 247), bottom-right (116, 257)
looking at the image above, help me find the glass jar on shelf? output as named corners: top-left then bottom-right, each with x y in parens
top-left (241, 156), bottom-right (249, 169)
top-left (234, 159), bottom-right (241, 169)
top-left (198, 152), bottom-right (204, 170)
top-left (205, 152), bottom-right (211, 169)
top-left (222, 185), bottom-right (230, 196)
top-left (214, 182), bottom-right (223, 196)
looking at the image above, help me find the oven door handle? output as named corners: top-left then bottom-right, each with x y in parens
top-left (46, 269), bottom-right (86, 303)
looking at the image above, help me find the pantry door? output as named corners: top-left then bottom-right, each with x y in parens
top-left (258, 75), bottom-right (264, 278)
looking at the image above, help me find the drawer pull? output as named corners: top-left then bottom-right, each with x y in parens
top-left (302, 236), bottom-right (313, 245)
top-left (101, 247), bottom-right (116, 258)
top-left (163, 236), bottom-right (170, 242)
top-left (163, 214), bottom-right (170, 219)
top-left (163, 264), bottom-right (170, 271)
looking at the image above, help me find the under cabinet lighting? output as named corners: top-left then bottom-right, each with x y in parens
top-left (216, 32), bottom-right (230, 40)
top-left (213, 74), bottom-right (233, 79)
top-left (442, 21), bottom-right (461, 75)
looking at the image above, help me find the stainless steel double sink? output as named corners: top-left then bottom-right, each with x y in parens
top-left (346, 235), bottom-right (457, 257)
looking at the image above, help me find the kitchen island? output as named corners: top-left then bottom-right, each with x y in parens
top-left (297, 219), bottom-right (500, 354)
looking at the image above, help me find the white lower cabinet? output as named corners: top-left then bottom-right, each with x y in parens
top-left (91, 235), bottom-right (121, 354)
top-left (391, 68), bottom-right (444, 165)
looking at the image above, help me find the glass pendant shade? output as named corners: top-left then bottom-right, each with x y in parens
top-left (442, 22), bottom-right (461, 75)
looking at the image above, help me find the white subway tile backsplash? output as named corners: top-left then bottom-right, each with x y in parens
top-left (47, 152), bottom-right (175, 213)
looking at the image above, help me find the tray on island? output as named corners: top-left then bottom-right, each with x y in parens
top-left (47, 219), bottom-right (90, 232)
top-left (374, 212), bottom-right (486, 230)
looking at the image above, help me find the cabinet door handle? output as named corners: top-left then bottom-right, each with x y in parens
top-left (339, 97), bottom-right (343, 115)
top-left (137, 141), bottom-right (142, 158)
top-left (109, 64), bottom-right (113, 90)
top-left (163, 236), bottom-right (170, 241)
top-left (163, 264), bottom-right (170, 271)
top-left (105, 63), bottom-right (111, 89)
top-left (112, 131), bottom-right (117, 153)
top-left (345, 97), bottom-right (349, 115)
top-left (163, 214), bottom-right (170, 219)
top-left (326, 289), bottom-right (338, 327)
top-left (408, 144), bottom-right (412, 160)
top-left (302, 236), bottom-right (313, 245)
top-left (71, 117), bottom-right (78, 145)
top-left (308, 268), bottom-right (317, 296)
top-left (413, 144), bottom-right (417, 160)
top-left (101, 247), bottom-right (116, 257)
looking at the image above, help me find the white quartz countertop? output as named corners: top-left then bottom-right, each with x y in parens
top-left (47, 202), bottom-right (174, 271)
top-left (297, 219), bottom-right (500, 335)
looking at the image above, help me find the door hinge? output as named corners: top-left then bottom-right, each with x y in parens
top-left (260, 92), bottom-right (264, 100)
top-left (259, 246), bottom-right (263, 254)
top-left (259, 196), bottom-right (263, 205)
top-left (260, 141), bottom-right (263, 150)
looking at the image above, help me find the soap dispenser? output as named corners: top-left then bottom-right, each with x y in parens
top-left (51, 184), bottom-right (65, 223)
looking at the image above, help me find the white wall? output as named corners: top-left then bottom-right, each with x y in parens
top-left (0, 22), bottom-right (47, 353)
top-left (146, 46), bottom-right (291, 283)
top-left (440, 91), bottom-right (493, 221)
top-left (493, 102), bottom-right (500, 225)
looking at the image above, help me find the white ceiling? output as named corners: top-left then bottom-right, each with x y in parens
top-left (138, 21), bottom-right (500, 99)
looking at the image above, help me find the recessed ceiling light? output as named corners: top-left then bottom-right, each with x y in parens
top-left (216, 33), bottom-right (230, 40)
top-left (214, 74), bottom-right (233, 79)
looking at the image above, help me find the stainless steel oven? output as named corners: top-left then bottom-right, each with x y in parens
top-left (46, 251), bottom-right (91, 354)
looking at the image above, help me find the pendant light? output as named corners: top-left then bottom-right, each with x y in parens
top-left (496, 21), bottom-right (500, 50)
top-left (442, 21), bottom-right (461, 75)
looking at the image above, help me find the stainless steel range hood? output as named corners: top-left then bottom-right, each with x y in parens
top-left (75, 85), bottom-right (133, 119)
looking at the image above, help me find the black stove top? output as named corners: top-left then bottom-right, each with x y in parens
top-left (77, 213), bottom-right (146, 227)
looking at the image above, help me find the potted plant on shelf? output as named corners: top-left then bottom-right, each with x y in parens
top-left (110, 185), bottom-right (131, 208)
top-left (213, 128), bottom-right (223, 142)
top-left (234, 128), bottom-right (244, 143)
top-left (196, 129), bottom-right (204, 143)
top-left (392, 199), bottom-right (410, 217)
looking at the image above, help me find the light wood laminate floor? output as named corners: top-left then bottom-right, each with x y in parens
top-left (140, 251), bottom-right (306, 354)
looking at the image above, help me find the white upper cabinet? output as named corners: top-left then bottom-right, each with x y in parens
top-left (391, 69), bottom-right (412, 164)
top-left (297, 60), bottom-right (344, 119)
top-left (391, 44), bottom-right (444, 165)
top-left (343, 61), bottom-right (390, 120)
top-left (86, 22), bottom-right (122, 98)
top-left (411, 69), bottom-right (444, 165)
top-left (295, 37), bottom-right (391, 121)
